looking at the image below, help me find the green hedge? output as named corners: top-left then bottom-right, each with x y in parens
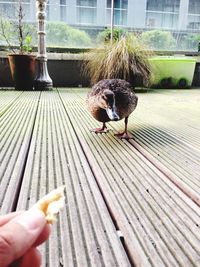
top-left (141, 30), bottom-right (176, 50)
top-left (46, 22), bottom-right (92, 48)
top-left (0, 19), bottom-right (92, 48)
top-left (96, 28), bottom-right (126, 44)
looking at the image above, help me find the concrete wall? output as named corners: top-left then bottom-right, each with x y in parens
top-left (128, 0), bottom-right (147, 28)
top-left (178, 0), bottom-right (190, 30)
top-left (0, 56), bottom-right (89, 88)
top-left (0, 54), bottom-right (199, 88)
top-left (48, 59), bottom-right (89, 87)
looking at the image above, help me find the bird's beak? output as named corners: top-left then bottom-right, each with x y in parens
top-left (106, 107), bottom-right (120, 121)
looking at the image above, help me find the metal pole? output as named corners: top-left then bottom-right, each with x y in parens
top-left (110, 0), bottom-right (114, 43)
top-left (34, 0), bottom-right (52, 90)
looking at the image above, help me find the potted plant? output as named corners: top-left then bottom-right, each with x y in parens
top-left (0, 1), bottom-right (36, 90)
top-left (83, 33), bottom-right (152, 88)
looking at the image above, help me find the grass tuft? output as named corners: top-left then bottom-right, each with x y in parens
top-left (83, 34), bottom-right (152, 87)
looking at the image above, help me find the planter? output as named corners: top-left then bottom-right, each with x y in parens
top-left (8, 54), bottom-right (36, 90)
top-left (149, 56), bottom-right (197, 88)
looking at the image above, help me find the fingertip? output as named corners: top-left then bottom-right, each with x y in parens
top-left (16, 248), bottom-right (41, 267)
top-left (0, 209), bottom-right (47, 266)
top-left (34, 223), bottom-right (51, 247)
top-left (13, 208), bottom-right (46, 232)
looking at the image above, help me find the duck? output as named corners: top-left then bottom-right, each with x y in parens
top-left (86, 79), bottom-right (138, 140)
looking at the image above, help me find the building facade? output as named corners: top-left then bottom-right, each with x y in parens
top-left (0, 0), bottom-right (200, 32)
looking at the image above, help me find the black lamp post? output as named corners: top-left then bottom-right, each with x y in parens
top-left (34, 0), bottom-right (52, 90)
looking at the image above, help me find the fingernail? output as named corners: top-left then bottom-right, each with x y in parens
top-left (14, 208), bottom-right (46, 231)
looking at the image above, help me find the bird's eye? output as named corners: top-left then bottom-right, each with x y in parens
top-left (102, 95), bottom-right (107, 101)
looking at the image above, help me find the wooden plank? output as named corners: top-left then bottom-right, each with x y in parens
top-left (0, 90), bottom-right (22, 117)
top-left (59, 89), bottom-right (200, 267)
top-left (78, 88), bottom-right (200, 204)
top-left (0, 91), bottom-right (40, 214)
top-left (134, 89), bottom-right (200, 149)
top-left (17, 91), bottom-right (131, 267)
top-left (106, 89), bottom-right (200, 204)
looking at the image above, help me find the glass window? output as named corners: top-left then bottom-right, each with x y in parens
top-left (21, 3), bottom-right (31, 19)
top-left (76, 0), bottom-right (97, 24)
top-left (0, 2), bottom-right (30, 20)
top-left (187, 15), bottom-right (200, 30)
top-left (60, 0), bottom-right (67, 21)
top-left (46, 2), bottom-right (60, 21)
top-left (188, 0), bottom-right (200, 15)
top-left (146, 0), bottom-right (180, 29)
top-left (106, 0), bottom-right (128, 26)
top-left (107, 0), bottom-right (128, 9)
top-left (187, 0), bottom-right (200, 30)
top-left (106, 8), bottom-right (127, 26)
top-left (0, 3), bottom-right (16, 17)
top-left (77, 7), bottom-right (96, 24)
top-left (77, 0), bottom-right (96, 7)
top-left (147, 0), bottom-right (180, 13)
top-left (146, 12), bottom-right (178, 29)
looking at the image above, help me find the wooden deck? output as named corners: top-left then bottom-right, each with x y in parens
top-left (0, 88), bottom-right (200, 267)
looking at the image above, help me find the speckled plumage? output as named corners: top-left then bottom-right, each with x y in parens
top-left (86, 79), bottom-right (138, 123)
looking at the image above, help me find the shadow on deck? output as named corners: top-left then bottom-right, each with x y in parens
top-left (0, 88), bottom-right (200, 267)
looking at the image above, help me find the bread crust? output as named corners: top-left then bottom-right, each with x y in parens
top-left (35, 187), bottom-right (65, 223)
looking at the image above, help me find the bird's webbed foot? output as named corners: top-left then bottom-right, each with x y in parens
top-left (90, 123), bottom-right (109, 134)
top-left (114, 131), bottom-right (134, 140)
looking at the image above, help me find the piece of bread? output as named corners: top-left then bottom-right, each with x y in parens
top-left (35, 187), bottom-right (65, 224)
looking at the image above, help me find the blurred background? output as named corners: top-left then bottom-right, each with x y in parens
top-left (0, 0), bottom-right (200, 51)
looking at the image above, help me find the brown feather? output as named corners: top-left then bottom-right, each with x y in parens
top-left (86, 79), bottom-right (138, 123)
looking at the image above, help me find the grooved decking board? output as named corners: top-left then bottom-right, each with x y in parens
top-left (77, 89), bottom-right (200, 205)
top-left (17, 91), bottom-right (131, 267)
top-left (134, 89), bottom-right (200, 149)
top-left (0, 90), bottom-right (22, 116)
top-left (74, 88), bottom-right (200, 175)
top-left (0, 91), bottom-right (40, 214)
top-left (107, 89), bottom-right (200, 206)
top-left (59, 89), bottom-right (200, 267)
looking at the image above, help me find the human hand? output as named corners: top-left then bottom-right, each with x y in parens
top-left (0, 209), bottom-right (51, 267)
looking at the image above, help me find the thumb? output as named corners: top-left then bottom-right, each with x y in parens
top-left (0, 209), bottom-right (46, 267)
